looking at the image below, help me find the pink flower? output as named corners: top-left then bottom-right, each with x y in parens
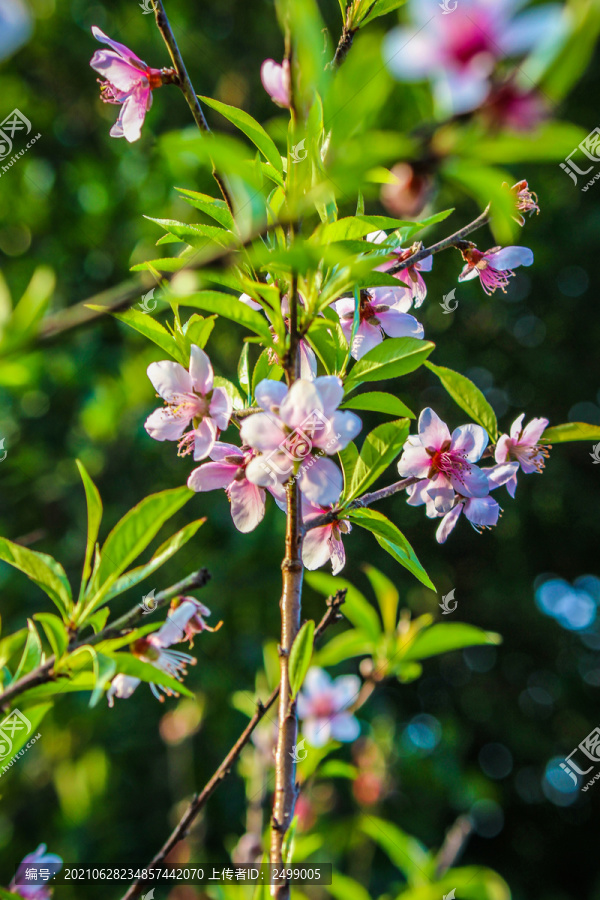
top-left (11, 844), bottom-right (62, 899)
top-left (187, 442), bottom-right (267, 533)
top-left (90, 26), bottom-right (163, 142)
top-left (302, 499), bottom-right (351, 575)
top-left (332, 287), bottom-right (424, 360)
top-left (381, 247), bottom-right (433, 309)
top-left (505, 179), bottom-right (541, 226)
top-left (383, 0), bottom-right (562, 114)
top-left (481, 83), bottom-right (548, 133)
top-left (494, 414), bottom-right (550, 497)
top-left (435, 462), bottom-right (518, 542)
top-left (240, 377), bottom-right (361, 506)
top-left (261, 58), bottom-right (291, 108)
top-left (399, 407), bottom-right (490, 515)
top-left (458, 245), bottom-right (533, 295)
top-left (297, 668), bottom-right (361, 747)
top-left (145, 345), bottom-right (232, 461)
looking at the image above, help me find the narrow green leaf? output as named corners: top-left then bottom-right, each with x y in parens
top-left (106, 307), bottom-right (187, 365)
top-left (315, 629), bottom-right (374, 667)
top-left (359, 0), bottom-right (408, 26)
top-left (328, 872), bottom-right (372, 900)
top-left (344, 338), bottom-right (435, 394)
top-left (341, 391), bottom-right (415, 419)
top-left (543, 422), bottom-right (600, 443)
top-left (346, 418), bottom-right (409, 501)
top-left (0, 629), bottom-right (28, 670)
top-left (76, 460), bottom-right (103, 591)
top-left (425, 360), bottom-right (498, 440)
top-left (146, 217), bottom-right (234, 247)
top-left (347, 509), bottom-right (435, 591)
top-left (0, 702), bottom-right (51, 761)
top-left (289, 620), bottom-right (315, 699)
top-left (313, 215), bottom-right (414, 243)
top-left (238, 342), bottom-right (251, 396)
top-left (180, 291), bottom-right (274, 344)
top-left (0, 539), bottom-right (72, 618)
top-left (109, 652), bottom-right (193, 698)
top-left (339, 441), bottom-right (359, 498)
top-left (33, 613), bottom-right (68, 660)
top-left (200, 95), bottom-right (284, 173)
top-left (362, 564), bottom-right (399, 635)
top-left (12, 620), bottom-right (43, 682)
top-left (401, 622), bottom-right (501, 662)
top-left (360, 815), bottom-right (430, 884)
top-left (175, 188), bottom-right (235, 230)
top-left (305, 571), bottom-right (381, 642)
top-left (90, 652), bottom-right (117, 708)
top-left (252, 348), bottom-right (284, 396)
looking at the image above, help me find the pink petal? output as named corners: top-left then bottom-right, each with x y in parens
top-left (378, 309), bottom-right (424, 340)
top-left (302, 667), bottom-right (332, 699)
top-left (91, 25), bottom-right (147, 68)
top-left (147, 360), bottom-right (193, 400)
top-left (189, 344), bottom-right (214, 394)
top-left (314, 375), bottom-right (344, 416)
top-left (397, 442), bottom-right (432, 478)
top-left (210, 441), bottom-right (241, 461)
top-left (509, 413), bottom-right (525, 441)
top-left (209, 386), bottom-right (232, 431)
top-left (260, 58), bottom-right (290, 108)
top-left (279, 379), bottom-right (323, 431)
top-left (449, 462), bottom-right (490, 499)
top-left (240, 411), bottom-right (286, 452)
top-left (298, 456), bottom-right (342, 506)
top-left (313, 409), bottom-right (362, 453)
top-left (330, 713), bottom-right (360, 742)
top-left (436, 503), bottom-right (463, 543)
top-left (228, 480), bottom-right (266, 532)
top-left (115, 83), bottom-right (151, 143)
top-left (144, 407), bottom-right (188, 442)
top-left (486, 462), bottom-right (519, 490)
top-left (488, 246), bottom-right (534, 270)
top-left (187, 462), bottom-right (236, 492)
top-left (255, 379), bottom-right (288, 412)
top-left (193, 417), bottom-right (218, 460)
top-left (299, 340), bottom-right (318, 380)
top-left (352, 321), bottom-right (383, 360)
top-left (302, 525), bottom-right (334, 571)
top-left (521, 416), bottom-right (549, 445)
top-left (239, 292), bottom-right (262, 310)
top-left (495, 433), bottom-right (512, 463)
top-left (458, 265), bottom-right (480, 283)
top-left (303, 717), bottom-right (331, 747)
top-left (450, 423), bottom-right (488, 461)
top-left (245, 454), bottom-right (287, 488)
top-left (418, 407), bottom-right (451, 451)
top-left (331, 297), bottom-right (356, 319)
top-left (329, 534), bottom-right (346, 575)
top-left (90, 51), bottom-right (145, 92)
top-left (332, 675), bottom-right (361, 710)
top-left (464, 496), bottom-right (501, 529)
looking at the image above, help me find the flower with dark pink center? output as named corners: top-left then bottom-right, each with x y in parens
top-left (494, 413), bottom-right (550, 496)
top-left (332, 287), bottom-right (424, 360)
top-left (458, 245), bottom-right (533, 295)
top-left (297, 668), bottom-right (361, 747)
top-left (187, 441), bottom-right (268, 533)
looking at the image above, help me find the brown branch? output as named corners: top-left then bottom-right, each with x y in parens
top-left (331, 25), bottom-right (357, 67)
top-left (120, 590), bottom-right (346, 900)
top-left (151, 0), bottom-right (233, 214)
top-left (387, 206), bottom-right (491, 276)
top-left (0, 569), bottom-right (210, 710)
top-left (434, 815), bottom-right (473, 878)
top-left (304, 476), bottom-right (419, 532)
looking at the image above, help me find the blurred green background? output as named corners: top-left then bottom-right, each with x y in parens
top-left (1, 0), bottom-right (600, 898)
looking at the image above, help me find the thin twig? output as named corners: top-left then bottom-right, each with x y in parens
top-left (0, 570), bottom-right (210, 710)
top-left (152, 0), bottom-right (233, 213)
top-left (387, 206), bottom-right (491, 276)
top-left (120, 590), bottom-right (346, 900)
top-left (434, 815), bottom-right (473, 878)
top-left (304, 476), bottom-right (419, 532)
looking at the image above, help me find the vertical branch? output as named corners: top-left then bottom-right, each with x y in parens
top-left (270, 270), bottom-right (303, 896)
top-left (152, 0), bottom-right (233, 213)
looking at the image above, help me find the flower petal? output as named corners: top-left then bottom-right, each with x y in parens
top-left (332, 675), bottom-right (362, 710)
top-left (147, 360), bottom-right (193, 400)
top-left (436, 503), bottom-right (463, 543)
top-left (314, 409), bottom-right (362, 453)
top-left (330, 713), bottom-right (361, 743)
top-left (209, 386), bottom-right (232, 431)
top-left (298, 456), bottom-right (342, 506)
top-left (193, 417), bottom-right (218, 460)
top-left (397, 443), bottom-right (432, 478)
top-left (187, 462), bottom-right (235, 492)
top-left (418, 407), bottom-right (451, 451)
top-left (90, 51), bottom-right (144, 91)
top-left (449, 462), bottom-right (490, 498)
top-left (352, 321), bottom-right (383, 360)
top-left (91, 25), bottom-right (147, 67)
top-left (240, 411), bottom-right (285, 452)
top-left (521, 416), bottom-right (549, 445)
top-left (314, 375), bottom-right (344, 417)
top-left (144, 407), bottom-right (188, 442)
top-left (450, 423), bottom-right (488, 461)
top-left (488, 246), bottom-right (534, 270)
top-left (302, 525), bottom-right (334, 571)
top-left (378, 308), bottom-right (424, 339)
top-left (117, 83), bottom-right (151, 143)
top-left (228, 480), bottom-right (266, 533)
top-left (464, 495), bottom-right (501, 529)
top-left (255, 379), bottom-right (288, 412)
top-left (189, 344), bottom-right (214, 394)
top-left (279, 379), bottom-right (323, 431)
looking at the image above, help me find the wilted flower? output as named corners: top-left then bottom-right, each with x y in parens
top-left (297, 668), bottom-right (361, 747)
top-left (383, 0), bottom-right (562, 114)
top-left (332, 287), bottom-right (424, 360)
top-left (399, 407), bottom-right (490, 515)
top-left (435, 462), bottom-right (518, 542)
top-left (302, 499), bottom-right (351, 575)
top-left (261, 58), bottom-right (291, 108)
top-left (494, 413), bottom-right (550, 496)
top-left (188, 441), bottom-right (267, 533)
top-left (145, 344), bottom-right (232, 461)
top-left (505, 179), bottom-right (541, 226)
top-left (11, 844), bottom-right (62, 899)
top-left (241, 377), bottom-right (361, 506)
top-left (90, 26), bottom-right (165, 142)
top-left (458, 245), bottom-right (533, 295)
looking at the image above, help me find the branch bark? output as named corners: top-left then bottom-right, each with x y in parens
top-left (387, 206), bottom-right (491, 276)
top-left (120, 590), bottom-right (346, 900)
top-left (304, 476), bottom-right (419, 532)
top-left (0, 569), bottom-right (210, 710)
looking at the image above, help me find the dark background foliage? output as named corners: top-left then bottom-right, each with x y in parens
top-left (0, 1), bottom-right (599, 898)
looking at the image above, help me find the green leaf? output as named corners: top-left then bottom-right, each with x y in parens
top-left (341, 391), bottom-right (415, 419)
top-left (318, 760), bottom-right (359, 780)
top-left (76, 460), bottom-right (103, 592)
top-left (358, 0), bottom-right (408, 26)
top-left (328, 872), bottom-right (372, 900)
top-left (175, 188), bottom-right (235, 230)
top-left (238, 342), bottom-right (251, 396)
top-left (109, 652), bottom-right (193, 698)
top-left (0, 629), bottom-right (28, 670)
top-left (305, 571), bottom-right (381, 642)
top-left (180, 313), bottom-right (216, 353)
top-left (12, 620), bottom-right (43, 682)
top-left (347, 509), bottom-right (435, 591)
top-left (360, 815), bottom-right (430, 885)
top-left (146, 217), bottom-right (234, 248)
top-left (339, 441), bottom-right (359, 497)
top-left (401, 622), bottom-right (501, 662)
top-left (542, 422), bottom-right (600, 443)
top-left (346, 418), bottom-right (409, 501)
top-left (33, 613), bottom-right (68, 660)
top-left (0, 539), bottom-right (72, 618)
top-left (313, 215), bottom-right (414, 243)
top-left (200, 95), bottom-right (283, 173)
top-left (180, 291), bottom-right (273, 344)
top-left (252, 348), bottom-right (284, 396)
top-left (315, 629), bottom-right (374, 667)
top-left (89, 652), bottom-right (117, 708)
top-left (104, 518), bottom-right (205, 601)
top-left (88, 486), bottom-right (192, 608)
top-left (425, 361), bottom-right (498, 440)
top-left (362, 565), bottom-right (399, 635)
top-left (289, 620), bottom-right (315, 699)
top-left (105, 307), bottom-right (187, 366)
top-left (0, 702), bottom-right (51, 760)
top-left (214, 375), bottom-right (245, 411)
top-left (344, 338), bottom-right (435, 394)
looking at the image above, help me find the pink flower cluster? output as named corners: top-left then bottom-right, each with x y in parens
top-left (398, 408), bottom-right (550, 542)
top-left (107, 597), bottom-right (215, 705)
